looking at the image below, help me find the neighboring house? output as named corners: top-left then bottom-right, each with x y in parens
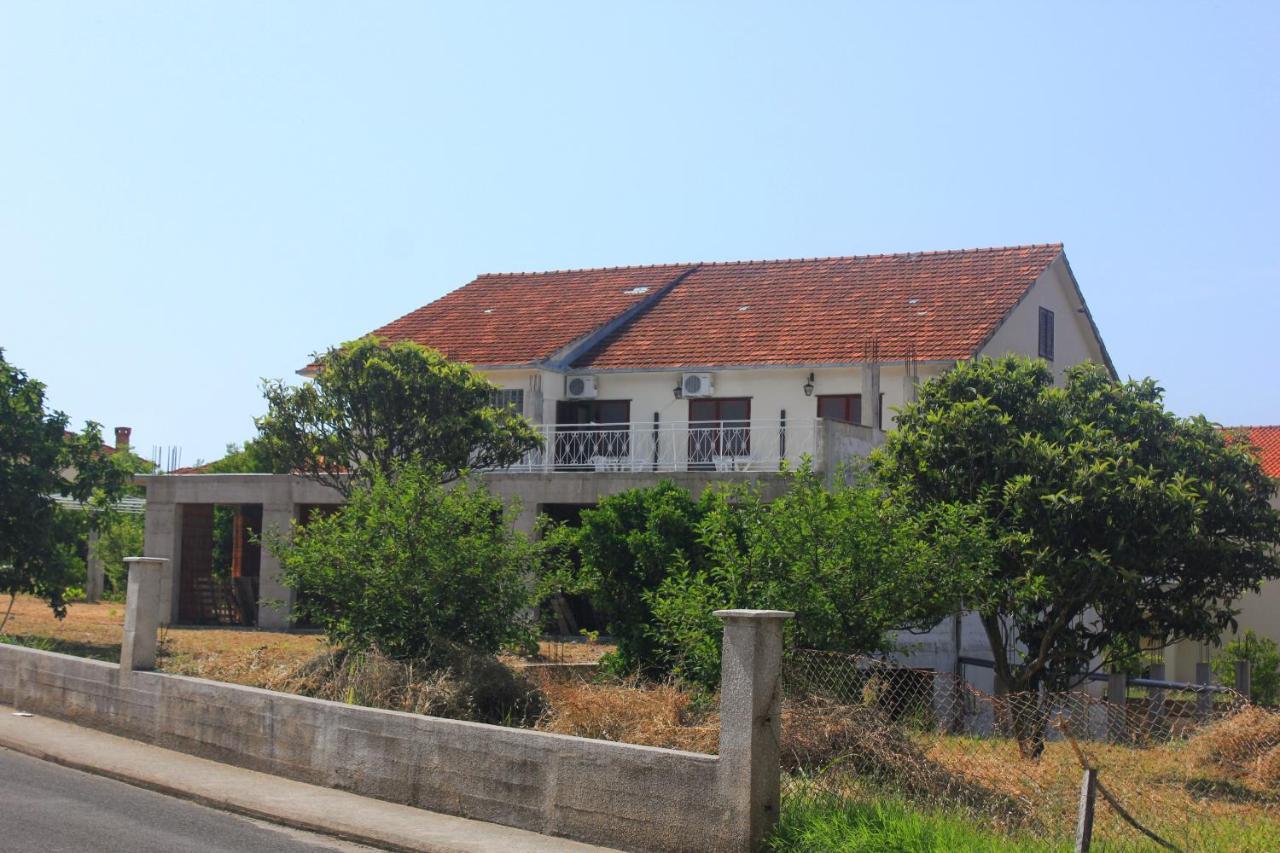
top-left (1163, 425), bottom-right (1280, 683)
top-left (139, 243), bottom-right (1114, 635)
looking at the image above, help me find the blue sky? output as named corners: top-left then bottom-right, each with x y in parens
top-left (2, 3), bottom-right (1277, 464)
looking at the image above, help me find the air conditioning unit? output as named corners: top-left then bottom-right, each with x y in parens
top-left (681, 373), bottom-right (715, 398)
top-left (565, 375), bottom-right (598, 399)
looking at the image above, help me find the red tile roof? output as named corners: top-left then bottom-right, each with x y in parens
top-left (579, 245), bottom-right (1064, 368)
top-left (361, 264), bottom-right (692, 367)
top-left (1227, 426), bottom-right (1280, 479)
top-left (344, 244), bottom-right (1065, 369)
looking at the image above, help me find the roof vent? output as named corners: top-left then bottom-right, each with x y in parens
top-left (623, 286), bottom-right (650, 295)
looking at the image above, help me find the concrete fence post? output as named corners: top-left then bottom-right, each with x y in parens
top-left (1106, 672), bottom-right (1128, 743)
top-left (1147, 662), bottom-right (1168, 737)
top-left (1195, 661), bottom-right (1214, 722)
top-left (716, 609), bottom-right (794, 852)
top-left (119, 557), bottom-right (167, 673)
top-left (85, 527), bottom-right (104, 603)
top-left (1235, 659), bottom-right (1252, 700)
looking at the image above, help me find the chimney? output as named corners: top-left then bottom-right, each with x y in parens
top-left (114, 426), bottom-right (132, 452)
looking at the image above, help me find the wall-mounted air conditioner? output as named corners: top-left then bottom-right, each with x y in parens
top-left (565, 375), bottom-right (598, 399)
top-left (681, 373), bottom-right (714, 398)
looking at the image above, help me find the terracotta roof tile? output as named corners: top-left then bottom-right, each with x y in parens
top-left (1226, 426), bottom-right (1280, 479)
top-left (345, 244), bottom-right (1064, 369)
top-left (578, 245), bottom-right (1064, 368)
top-left (360, 265), bottom-right (692, 367)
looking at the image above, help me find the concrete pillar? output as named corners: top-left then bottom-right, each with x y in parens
top-left (119, 557), bottom-right (166, 672)
top-left (85, 527), bottom-right (104, 603)
top-left (861, 364), bottom-right (881, 431)
top-left (716, 608), bottom-right (793, 851)
top-left (143, 499), bottom-right (182, 625)
top-left (257, 503), bottom-right (298, 629)
top-left (1107, 672), bottom-right (1128, 743)
top-left (1195, 662), bottom-right (1214, 722)
top-left (1235, 660), bottom-right (1252, 700)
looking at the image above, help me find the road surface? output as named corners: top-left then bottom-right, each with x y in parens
top-left (0, 747), bottom-right (377, 853)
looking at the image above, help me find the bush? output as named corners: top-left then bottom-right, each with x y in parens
top-left (1213, 630), bottom-right (1280, 706)
top-left (276, 464), bottom-right (536, 658)
top-left (570, 481), bottom-right (718, 675)
top-left (277, 643), bottom-right (543, 726)
top-left (645, 464), bottom-right (985, 687)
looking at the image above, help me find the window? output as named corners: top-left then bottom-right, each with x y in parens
top-left (817, 394), bottom-right (861, 424)
top-left (688, 398), bottom-right (751, 469)
top-left (1038, 307), bottom-right (1055, 361)
top-left (489, 388), bottom-right (525, 413)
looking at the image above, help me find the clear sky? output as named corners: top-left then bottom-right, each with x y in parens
top-left (2, 3), bottom-right (1277, 465)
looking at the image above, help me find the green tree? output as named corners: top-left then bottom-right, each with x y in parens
top-left (89, 511), bottom-right (145, 597)
top-left (645, 465), bottom-right (987, 687)
top-left (275, 464), bottom-right (536, 659)
top-left (569, 481), bottom-right (719, 675)
top-left (1, 349), bottom-right (135, 628)
top-left (201, 438), bottom-right (278, 473)
top-left (256, 337), bottom-right (541, 496)
top-left (1212, 630), bottom-right (1280, 706)
top-left (876, 355), bottom-right (1280, 700)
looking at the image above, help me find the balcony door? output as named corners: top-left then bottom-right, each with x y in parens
top-left (688, 398), bottom-right (750, 469)
top-left (554, 400), bottom-right (631, 469)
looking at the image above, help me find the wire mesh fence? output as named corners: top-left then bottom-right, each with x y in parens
top-left (780, 648), bottom-right (1280, 851)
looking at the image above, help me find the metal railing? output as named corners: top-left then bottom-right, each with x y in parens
top-left (498, 419), bottom-right (823, 473)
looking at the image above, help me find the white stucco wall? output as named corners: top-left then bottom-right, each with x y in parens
top-left (1164, 488), bottom-right (1280, 684)
top-left (977, 256), bottom-right (1109, 379)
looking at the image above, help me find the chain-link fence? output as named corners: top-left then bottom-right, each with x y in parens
top-left (780, 648), bottom-right (1280, 851)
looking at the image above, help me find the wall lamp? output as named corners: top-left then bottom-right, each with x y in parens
top-left (673, 382), bottom-right (683, 399)
top-left (803, 372), bottom-right (815, 397)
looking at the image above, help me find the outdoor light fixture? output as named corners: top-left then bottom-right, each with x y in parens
top-left (803, 372), bottom-right (815, 396)
top-left (673, 382), bottom-right (683, 399)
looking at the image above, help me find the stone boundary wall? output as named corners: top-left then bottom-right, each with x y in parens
top-left (0, 604), bottom-right (791, 852)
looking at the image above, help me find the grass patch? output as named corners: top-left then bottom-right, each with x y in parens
top-left (768, 796), bottom-right (1061, 852)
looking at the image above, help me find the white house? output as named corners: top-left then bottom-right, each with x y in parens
top-left (142, 243), bottom-right (1115, 637)
top-left (335, 243), bottom-right (1111, 481)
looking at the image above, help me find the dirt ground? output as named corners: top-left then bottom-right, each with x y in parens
top-left (1, 595), bottom-right (610, 689)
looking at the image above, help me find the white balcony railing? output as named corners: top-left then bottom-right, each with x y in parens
top-left (498, 419), bottom-right (831, 474)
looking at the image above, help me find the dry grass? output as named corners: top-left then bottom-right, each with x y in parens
top-left (533, 675), bottom-right (720, 752)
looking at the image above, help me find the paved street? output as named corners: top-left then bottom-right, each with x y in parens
top-left (0, 748), bottom-right (376, 853)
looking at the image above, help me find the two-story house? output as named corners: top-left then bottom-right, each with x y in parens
top-left (141, 243), bottom-right (1113, 633)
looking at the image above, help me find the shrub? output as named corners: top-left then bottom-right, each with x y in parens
top-left (275, 464), bottom-right (536, 659)
top-left (278, 643), bottom-right (543, 726)
top-left (1212, 630), bottom-right (1280, 706)
top-left (571, 481), bottom-right (718, 675)
top-left (90, 511), bottom-right (144, 597)
top-left (645, 464), bottom-right (986, 687)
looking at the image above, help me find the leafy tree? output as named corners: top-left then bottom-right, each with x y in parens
top-left (568, 481), bottom-right (719, 674)
top-left (0, 349), bottom-right (135, 628)
top-left (275, 464), bottom-right (536, 659)
top-left (1213, 630), bottom-right (1280, 706)
top-left (876, 355), bottom-right (1280, 701)
top-left (256, 337), bottom-right (541, 496)
top-left (645, 464), bottom-right (988, 687)
top-left (201, 438), bottom-right (278, 474)
top-left (89, 511), bottom-right (145, 597)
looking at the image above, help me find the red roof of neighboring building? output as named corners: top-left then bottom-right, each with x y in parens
top-left (1228, 426), bottom-right (1280, 479)
top-left (336, 243), bottom-right (1067, 370)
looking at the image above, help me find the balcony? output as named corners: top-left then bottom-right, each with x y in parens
top-left (497, 418), bottom-right (881, 474)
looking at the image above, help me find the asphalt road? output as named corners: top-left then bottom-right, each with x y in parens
top-left (0, 747), bottom-right (379, 853)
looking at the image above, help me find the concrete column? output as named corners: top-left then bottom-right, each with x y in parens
top-left (258, 502), bottom-right (298, 629)
top-left (85, 527), bottom-right (104, 603)
top-left (1235, 660), bottom-right (1252, 699)
top-left (716, 608), bottom-right (793, 852)
top-left (142, 499), bottom-right (182, 625)
top-left (1107, 672), bottom-right (1128, 743)
top-left (119, 557), bottom-right (166, 672)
